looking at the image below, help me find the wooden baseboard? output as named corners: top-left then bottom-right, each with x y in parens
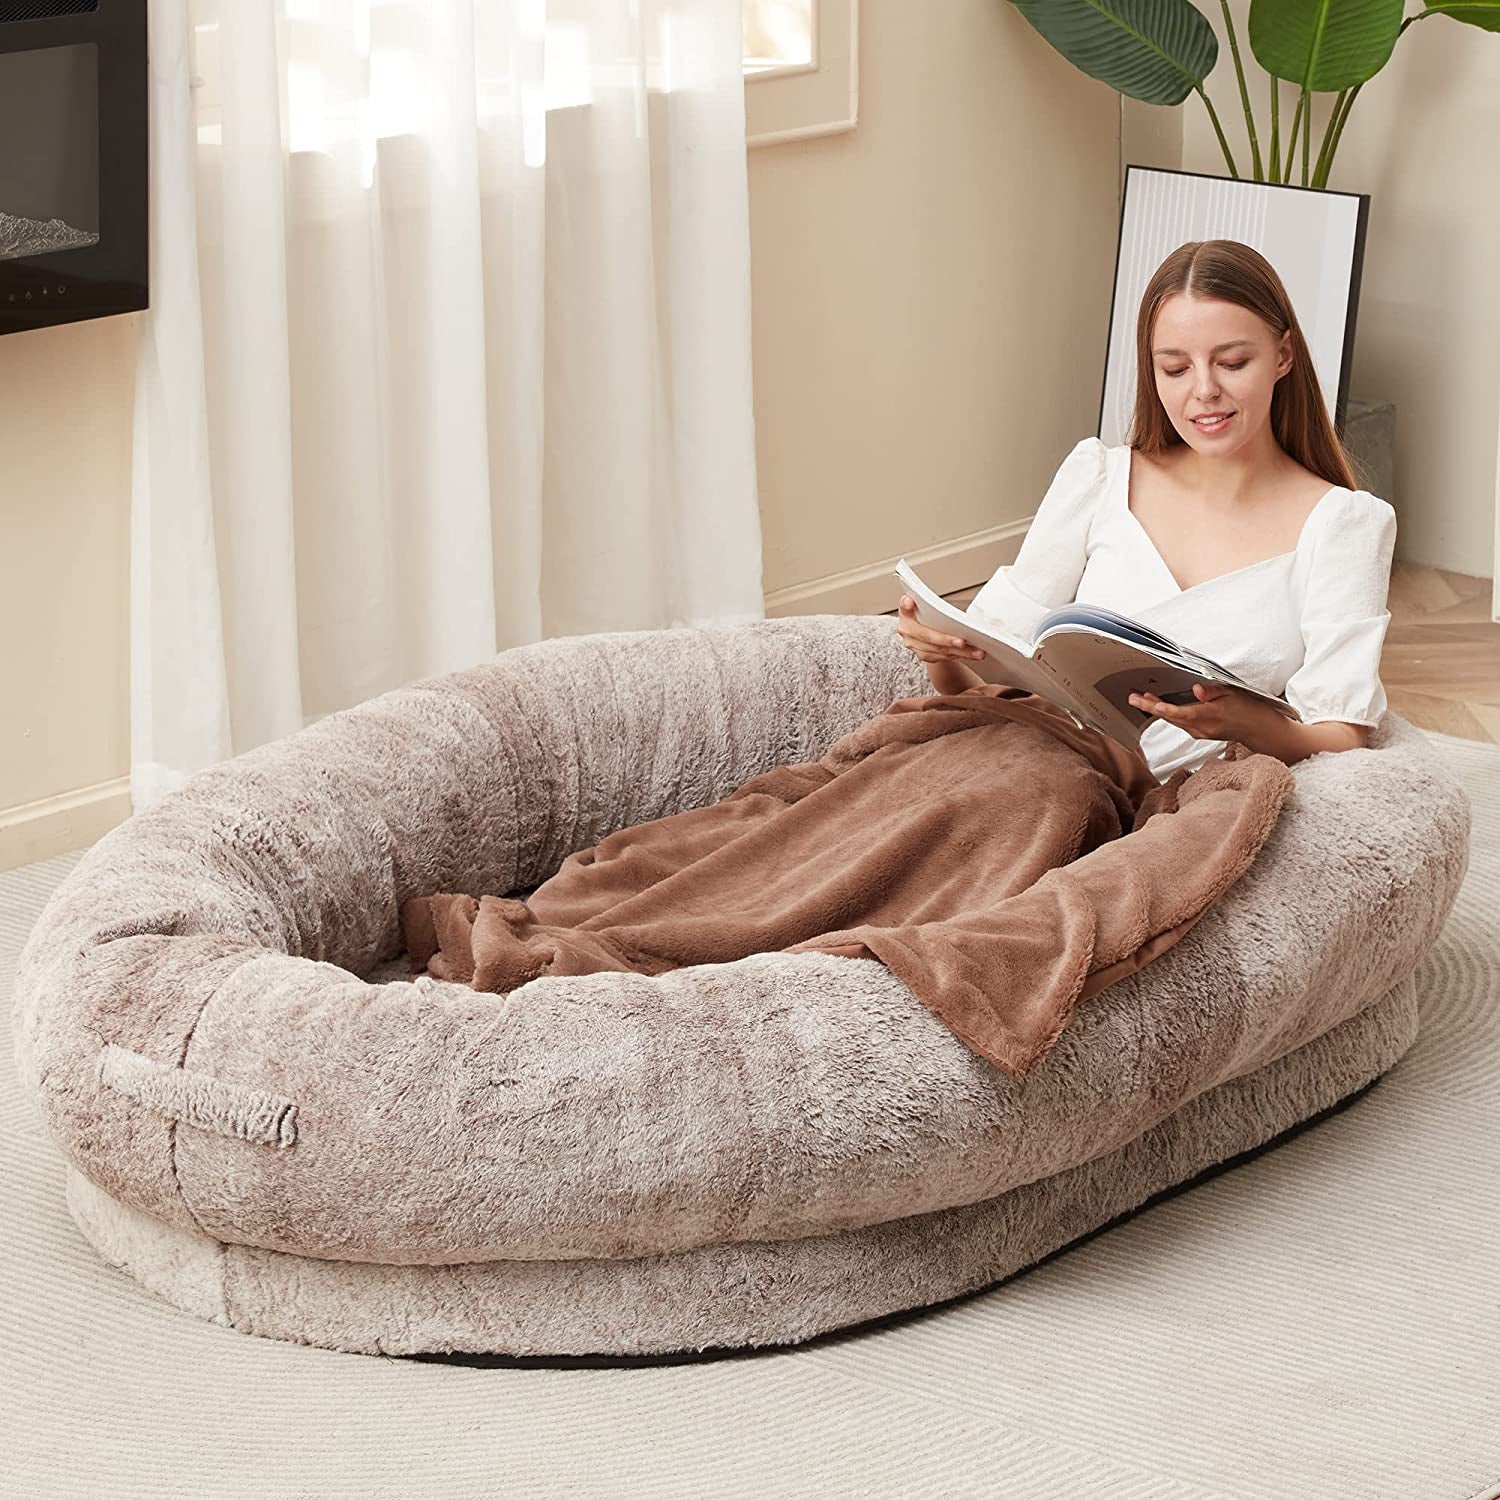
top-left (763, 517), bottom-right (1030, 617)
top-left (0, 777), bottom-right (132, 873)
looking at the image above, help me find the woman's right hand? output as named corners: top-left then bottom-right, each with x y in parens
top-left (895, 596), bottom-right (987, 664)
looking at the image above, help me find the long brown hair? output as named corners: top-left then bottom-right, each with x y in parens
top-left (1127, 239), bottom-right (1358, 491)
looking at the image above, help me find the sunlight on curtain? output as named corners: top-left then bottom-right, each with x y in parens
top-left (130, 0), bottom-right (762, 810)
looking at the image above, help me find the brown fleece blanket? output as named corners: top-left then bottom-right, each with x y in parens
top-left (399, 687), bottom-right (1293, 1076)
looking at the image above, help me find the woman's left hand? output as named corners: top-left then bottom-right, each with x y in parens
top-left (1128, 682), bottom-right (1287, 748)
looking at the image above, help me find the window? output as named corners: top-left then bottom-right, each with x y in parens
top-left (743, 0), bottom-right (813, 77)
top-left (744, 0), bottom-right (858, 148)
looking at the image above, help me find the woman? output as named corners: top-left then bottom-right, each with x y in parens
top-left (403, 240), bottom-right (1373, 1074)
top-left (899, 239), bottom-right (1397, 782)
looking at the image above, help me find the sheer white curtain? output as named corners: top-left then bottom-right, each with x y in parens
top-left (130, 0), bottom-right (764, 812)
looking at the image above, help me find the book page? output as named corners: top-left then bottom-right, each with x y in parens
top-left (1037, 604), bottom-right (1277, 700)
top-left (892, 560), bottom-right (1064, 703)
top-left (1038, 632), bottom-right (1302, 743)
top-left (1037, 602), bottom-right (1183, 657)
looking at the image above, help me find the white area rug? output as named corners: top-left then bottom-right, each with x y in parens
top-left (4, 731), bottom-right (1498, 1500)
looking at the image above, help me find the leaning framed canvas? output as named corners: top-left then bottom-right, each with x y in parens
top-left (1098, 165), bottom-right (1370, 446)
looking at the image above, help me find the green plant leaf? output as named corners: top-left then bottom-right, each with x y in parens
top-left (1248, 0), bottom-right (1404, 90)
top-left (1007, 0), bottom-right (1219, 106)
top-left (1420, 1), bottom-right (1500, 31)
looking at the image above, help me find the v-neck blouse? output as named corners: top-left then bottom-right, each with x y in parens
top-left (966, 435), bottom-right (1398, 780)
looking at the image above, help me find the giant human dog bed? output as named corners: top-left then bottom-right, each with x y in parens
top-left (12, 615), bottom-right (1471, 1357)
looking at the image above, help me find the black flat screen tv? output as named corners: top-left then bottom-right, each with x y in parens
top-left (0, 0), bottom-right (147, 336)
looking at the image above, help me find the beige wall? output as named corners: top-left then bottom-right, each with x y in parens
top-left (751, 0), bottom-right (1121, 614)
top-left (0, 314), bottom-right (137, 867)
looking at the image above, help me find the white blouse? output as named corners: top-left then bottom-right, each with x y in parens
top-left (966, 435), bottom-right (1398, 780)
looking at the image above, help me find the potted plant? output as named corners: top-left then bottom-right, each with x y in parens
top-left (1007, 0), bottom-right (1499, 188)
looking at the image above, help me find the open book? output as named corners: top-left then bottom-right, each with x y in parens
top-left (895, 557), bottom-right (1302, 752)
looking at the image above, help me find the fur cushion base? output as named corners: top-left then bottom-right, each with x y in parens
top-left (64, 977), bottom-right (1416, 1358)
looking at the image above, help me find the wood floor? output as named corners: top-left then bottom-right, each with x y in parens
top-left (1382, 563), bottom-right (1500, 743)
top-left (932, 560), bottom-right (1500, 746)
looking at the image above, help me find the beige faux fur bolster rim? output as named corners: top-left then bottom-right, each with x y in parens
top-left (96, 1044), bottom-right (299, 1149)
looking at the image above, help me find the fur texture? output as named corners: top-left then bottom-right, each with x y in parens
top-left (399, 688), bottom-right (1294, 1077)
top-left (60, 976), bottom-right (1417, 1356)
top-left (10, 615), bottom-right (1470, 1353)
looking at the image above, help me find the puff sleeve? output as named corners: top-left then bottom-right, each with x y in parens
top-left (966, 436), bottom-right (1107, 642)
top-left (1282, 492), bottom-right (1397, 727)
